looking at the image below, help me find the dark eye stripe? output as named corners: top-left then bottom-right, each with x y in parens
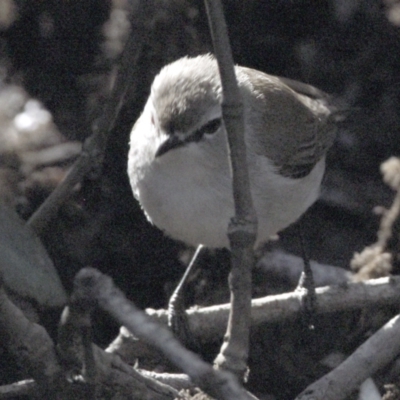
top-left (182, 118), bottom-right (222, 146)
top-left (197, 118), bottom-right (221, 136)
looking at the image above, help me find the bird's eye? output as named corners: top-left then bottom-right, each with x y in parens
top-left (198, 118), bottom-right (221, 136)
top-left (188, 118), bottom-right (222, 144)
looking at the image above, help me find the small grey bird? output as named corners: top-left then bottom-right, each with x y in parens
top-left (128, 54), bottom-right (336, 249)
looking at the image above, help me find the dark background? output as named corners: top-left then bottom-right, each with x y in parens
top-left (1, 1), bottom-right (400, 398)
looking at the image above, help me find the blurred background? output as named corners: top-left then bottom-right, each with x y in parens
top-left (1, 1), bottom-right (400, 398)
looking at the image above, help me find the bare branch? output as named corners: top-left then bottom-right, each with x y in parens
top-left (145, 276), bottom-right (400, 344)
top-left (204, 0), bottom-right (257, 241)
top-left (256, 250), bottom-right (351, 287)
top-left (138, 371), bottom-right (193, 392)
top-left (0, 379), bottom-right (36, 400)
top-left (73, 267), bottom-right (256, 400)
top-left (59, 274), bottom-right (181, 400)
top-left (204, 0), bottom-right (257, 379)
top-left (295, 314), bottom-right (400, 400)
top-left (27, 154), bottom-right (92, 235)
top-left (0, 258), bottom-right (181, 398)
top-left (27, 3), bottom-right (146, 236)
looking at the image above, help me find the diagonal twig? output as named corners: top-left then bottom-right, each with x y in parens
top-left (73, 267), bottom-right (257, 400)
top-left (296, 313), bottom-right (400, 400)
top-left (27, 4), bottom-right (145, 237)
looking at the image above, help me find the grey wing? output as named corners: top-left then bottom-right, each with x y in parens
top-left (240, 67), bottom-right (337, 179)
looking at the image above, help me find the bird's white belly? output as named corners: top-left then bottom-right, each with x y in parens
top-left (131, 143), bottom-right (325, 248)
top-left (136, 148), bottom-right (234, 247)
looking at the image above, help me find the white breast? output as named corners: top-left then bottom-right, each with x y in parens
top-left (128, 111), bottom-right (325, 248)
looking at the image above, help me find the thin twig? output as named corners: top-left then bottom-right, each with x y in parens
top-left (204, 2), bottom-right (257, 233)
top-left (27, 5), bottom-right (144, 236)
top-left (73, 267), bottom-right (257, 400)
top-left (27, 155), bottom-right (91, 235)
top-left (59, 281), bottom-right (182, 399)
top-left (0, 379), bottom-right (36, 399)
top-left (204, 0), bottom-right (257, 379)
top-left (57, 294), bottom-right (97, 398)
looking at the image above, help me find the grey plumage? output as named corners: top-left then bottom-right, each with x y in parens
top-left (128, 55), bottom-right (338, 248)
top-left (151, 55), bottom-right (337, 179)
top-left (239, 67), bottom-right (336, 178)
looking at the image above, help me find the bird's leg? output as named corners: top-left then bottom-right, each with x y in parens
top-left (168, 244), bottom-right (205, 347)
top-left (296, 221), bottom-right (317, 330)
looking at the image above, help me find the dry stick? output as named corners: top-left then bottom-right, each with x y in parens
top-left (204, 0), bottom-right (258, 379)
top-left (58, 299), bottom-right (180, 399)
top-left (58, 298), bottom-right (97, 399)
top-left (0, 379), bottom-right (37, 399)
top-left (257, 250), bottom-right (351, 287)
top-left (137, 371), bottom-right (193, 392)
top-left (27, 155), bottom-right (91, 235)
top-left (104, 277), bottom-right (400, 397)
top-left (74, 267), bottom-right (256, 400)
top-left (295, 314), bottom-right (400, 400)
top-left (27, 12), bottom-right (144, 236)
top-left (144, 276), bottom-right (400, 344)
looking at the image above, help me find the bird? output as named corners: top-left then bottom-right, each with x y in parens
top-left (128, 54), bottom-right (337, 250)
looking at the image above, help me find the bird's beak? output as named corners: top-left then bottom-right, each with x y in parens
top-left (155, 134), bottom-right (184, 158)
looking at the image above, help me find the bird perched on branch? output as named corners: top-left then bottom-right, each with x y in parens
top-left (128, 54), bottom-right (337, 249)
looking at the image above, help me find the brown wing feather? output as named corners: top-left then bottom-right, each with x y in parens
top-left (239, 67), bottom-right (337, 179)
